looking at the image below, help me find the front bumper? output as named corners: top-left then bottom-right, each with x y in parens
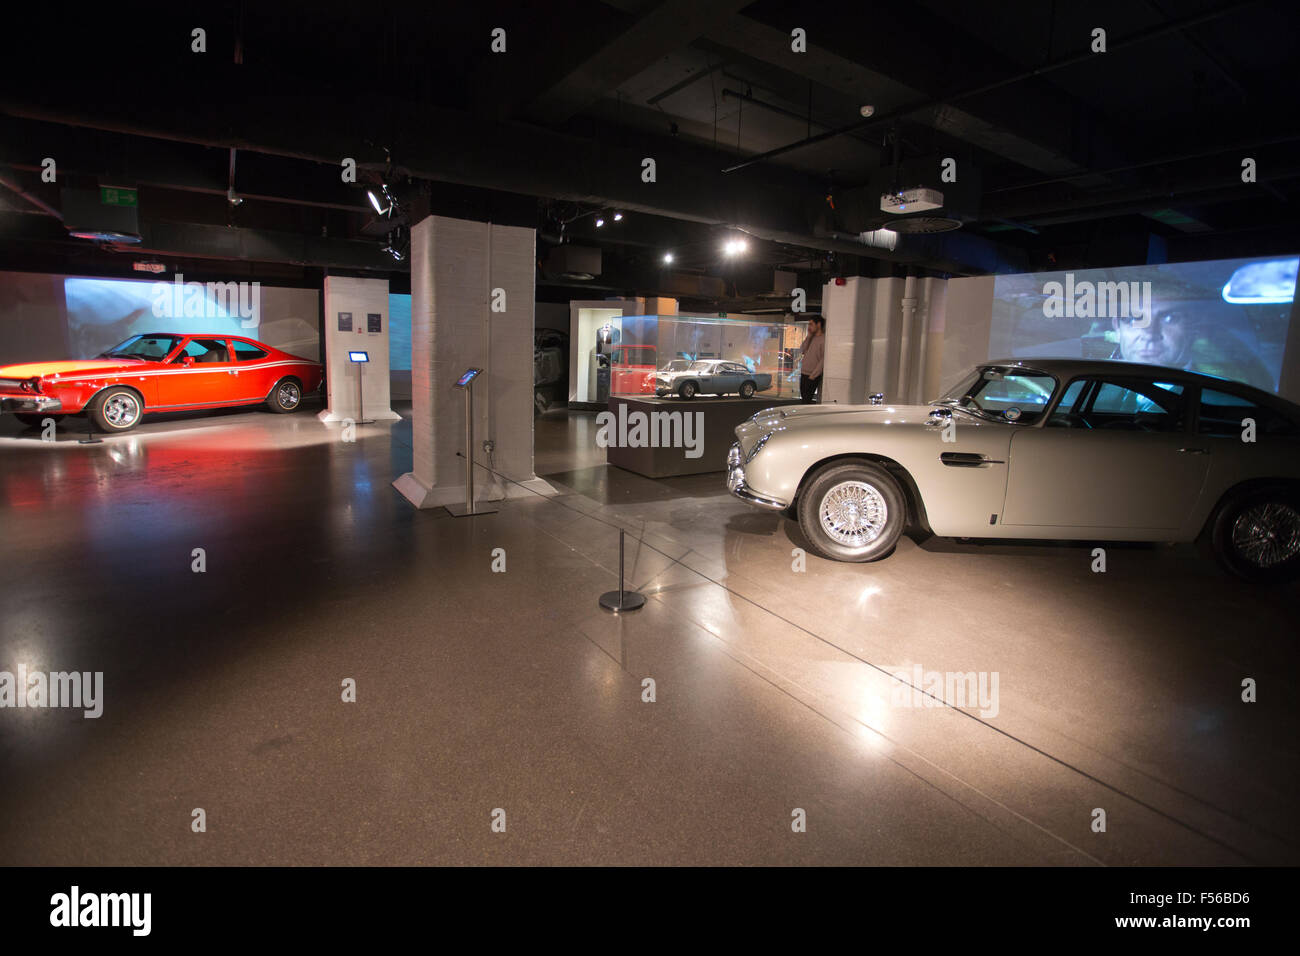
top-left (1, 394), bottom-right (63, 413)
top-left (725, 441), bottom-right (788, 511)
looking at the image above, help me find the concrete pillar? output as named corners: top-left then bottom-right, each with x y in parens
top-left (318, 276), bottom-right (400, 423)
top-left (393, 215), bottom-right (553, 509)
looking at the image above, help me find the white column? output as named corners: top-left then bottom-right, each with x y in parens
top-left (318, 276), bottom-right (400, 423)
top-left (393, 214), bottom-right (554, 509)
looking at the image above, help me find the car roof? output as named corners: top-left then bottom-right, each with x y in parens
top-left (982, 357), bottom-right (1299, 411)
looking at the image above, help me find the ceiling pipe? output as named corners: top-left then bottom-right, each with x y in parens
top-left (0, 171), bottom-right (61, 219)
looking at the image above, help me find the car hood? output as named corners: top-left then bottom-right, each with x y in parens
top-left (736, 401), bottom-right (1002, 444)
top-left (0, 359), bottom-right (148, 380)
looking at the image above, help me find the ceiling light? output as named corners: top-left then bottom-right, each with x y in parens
top-left (723, 238), bottom-right (748, 256)
top-left (860, 104), bottom-right (875, 117)
top-left (663, 252), bottom-right (674, 264)
top-left (612, 212), bottom-right (623, 221)
top-left (367, 184), bottom-right (397, 217)
top-left (595, 217), bottom-right (605, 228)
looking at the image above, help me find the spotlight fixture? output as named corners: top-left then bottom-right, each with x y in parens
top-left (367, 184), bottom-right (397, 218)
top-left (595, 217), bottom-right (605, 228)
top-left (723, 238), bottom-right (748, 257)
top-left (612, 212), bottom-right (623, 221)
top-left (859, 104), bottom-right (876, 117)
top-left (662, 252), bottom-right (674, 264)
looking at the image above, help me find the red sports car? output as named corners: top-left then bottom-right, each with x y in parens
top-left (0, 332), bottom-right (323, 433)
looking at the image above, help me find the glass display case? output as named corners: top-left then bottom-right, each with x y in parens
top-left (608, 314), bottom-right (807, 400)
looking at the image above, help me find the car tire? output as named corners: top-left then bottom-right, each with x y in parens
top-left (797, 460), bottom-right (906, 562)
top-left (88, 387), bottom-right (143, 433)
top-left (267, 377), bottom-right (303, 413)
top-left (1210, 486), bottom-right (1300, 582)
top-left (14, 413), bottom-right (63, 428)
top-left (678, 381), bottom-right (697, 399)
top-left (739, 381), bottom-right (756, 399)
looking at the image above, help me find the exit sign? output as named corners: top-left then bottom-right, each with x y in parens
top-left (99, 186), bottom-right (138, 207)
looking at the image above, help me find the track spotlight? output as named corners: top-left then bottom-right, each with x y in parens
top-left (595, 217), bottom-right (605, 228)
top-left (367, 184), bottom-right (397, 217)
top-left (612, 212), bottom-right (623, 221)
top-left (723, 238), bottom-right (748, 257)
top-left (663, 252), bottom-right (674, 264)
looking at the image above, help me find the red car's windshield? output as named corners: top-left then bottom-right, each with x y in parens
top-left (100, 334), bottom-right (181, 361)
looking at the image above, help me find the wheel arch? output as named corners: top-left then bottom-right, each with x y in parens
top-left (1197, 477), bottom-right (1300, 541)
top-left (794, 453), bottom-right (933, 533)
top-left (87, 382), bottom-right (146, 413)
top-left (265, 373), bottom-right (304, 401)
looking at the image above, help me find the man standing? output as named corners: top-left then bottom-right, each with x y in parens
top-left (799, 315), bottom-right (826, 403)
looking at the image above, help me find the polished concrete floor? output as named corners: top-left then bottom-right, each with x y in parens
top-left (1, 402), bottom-right (1297, 865)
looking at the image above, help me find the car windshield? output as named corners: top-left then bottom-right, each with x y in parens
top-left (937, 367), bottom-right (1058, 424)
top-left (101, 334), bottom-right (180, 361)
top-left (662, 360), bottom-right (690, 372)
top-left (689, 361), bottom-right (714, 371)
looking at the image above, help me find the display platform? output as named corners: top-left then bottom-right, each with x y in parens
top-left (604, 395), bottom-right (803, 478)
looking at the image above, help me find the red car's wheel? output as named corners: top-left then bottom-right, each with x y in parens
top-left (267, 377), bottom-right (303, 413)
top-left (89, 387), bottom-right (144, 433)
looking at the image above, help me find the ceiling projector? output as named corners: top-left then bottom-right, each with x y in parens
top-left (880, 187), bottom-right (944, 214)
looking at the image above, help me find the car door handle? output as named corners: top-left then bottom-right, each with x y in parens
top-left (1177, 447), bottom-right (1209, 454)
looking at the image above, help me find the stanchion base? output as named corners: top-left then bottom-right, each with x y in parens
top-left (598, 590), bottom-right (646, 613)
top-left (445, 502), bottom-right (499, 517)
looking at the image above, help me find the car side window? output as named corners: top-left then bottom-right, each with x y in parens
top-left (232, 342), bottom-right (268, 362)
top-left (1078, 378), bottom-right (1186, 432)
top-left (1046, 380), bottom-right (1088, 426)
top-left (174, 338), bottom-right (232, 363)
top-left (1198, 387), bottom-right (1298, 437)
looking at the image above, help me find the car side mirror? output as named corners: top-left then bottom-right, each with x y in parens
top-left (181, 356), bottom-right (195, 367)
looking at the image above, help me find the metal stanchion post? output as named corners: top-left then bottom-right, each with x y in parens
top-left (599, 528), bottom-right (646, 612)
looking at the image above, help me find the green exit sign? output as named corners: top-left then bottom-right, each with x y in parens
top-left (99, 186), bottom-right (138, 207)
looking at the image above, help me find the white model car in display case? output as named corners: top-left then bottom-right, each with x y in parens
top-left (727, 359), bottom-right (1300, 579)
top-left (655, 359), bottom-right (774, 399)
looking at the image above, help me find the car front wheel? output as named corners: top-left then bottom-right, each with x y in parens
top-left (797, 460), bottom-right (905, 562)
top-left (1211, 487), bottom-right (1300, 582)
top-left (267, 377), bottom-right (303, 413)
top-left (89, 387), bottom-right (143, 432)
top-left (739, 381), bottom-right (756, 398)
top-left (678, 381), bottom-right (697, 399)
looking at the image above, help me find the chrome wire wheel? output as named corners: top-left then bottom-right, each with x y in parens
top-left (277, 381), bottom-right (301, 409)
top-left (103, 392), bottom-right (140, 428)
top-left (1232, 502), bottom-right (1300, 568)
top-left (819, 480), bottom-right (888, 550)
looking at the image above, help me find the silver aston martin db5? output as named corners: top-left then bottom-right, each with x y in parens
top-left (655, 359), bottom-right (773, 399)
top-left (727, 359), bottom-right (1300, 579)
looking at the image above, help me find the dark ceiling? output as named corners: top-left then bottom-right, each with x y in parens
top-left (0, 0), bottom-right (1296, 310)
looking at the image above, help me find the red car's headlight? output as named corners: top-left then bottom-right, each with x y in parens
top-left (20, 377), bottom-right (40, 393)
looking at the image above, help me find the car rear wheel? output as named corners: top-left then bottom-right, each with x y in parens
top-left (797, 461), bottom-right (905, 562)
top-left (739, 381), bottom-right (756, 398)
top-left (267, 377), bottom-right (303, 413)
top-left (14, 413), bottom-right (64, 428)
top-left (89, 387), bottom-right (143, 433)
top-left (1211, 487), bottom-right (1300, 582)
top-left (678, 381), bottom-right (697, 399)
